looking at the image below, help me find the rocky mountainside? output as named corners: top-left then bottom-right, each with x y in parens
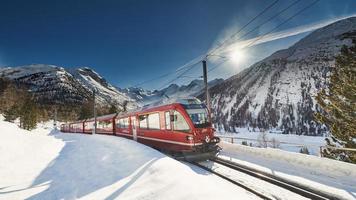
top-left (120, 78), bottom-right (224, 106)
top-left (207, 17), bottom-right (356, 136)
top-left (0, 65), bottom-right (135, 109)
top-left (0, 63), bottom-right (223, 110)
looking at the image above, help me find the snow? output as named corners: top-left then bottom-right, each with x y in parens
top-left (0, 64), bottom-right (60, 79)
top-left (217, 128), bottom-right (326, 155)
top-left (198, 161), bottom-right (309, 200)
top-left (219, 142), bottom-right (356, 200)
top-left (0, 118), bottom-right (259, 200)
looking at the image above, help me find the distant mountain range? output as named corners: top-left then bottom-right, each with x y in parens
top-left (0, 64), bottom-right (222, 109)
top-left (119, 78), bottom-right (224, 106)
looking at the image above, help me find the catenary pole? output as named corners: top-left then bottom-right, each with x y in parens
top-left (202, 60), bottom-right (211, 122)
top-left (93, 89), bottom-right (97, 134)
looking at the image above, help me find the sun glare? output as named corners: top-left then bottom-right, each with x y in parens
top-left (230, 49), bottom-right (246, 64)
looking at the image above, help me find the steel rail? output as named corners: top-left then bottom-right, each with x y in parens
top-left (189, 161), bottom-right (273, 200)
top-left (212, 157), bottom-right (337, 200)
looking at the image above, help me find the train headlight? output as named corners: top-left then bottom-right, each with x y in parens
top-left (186, 135), bottom-right (193, 141)
top-left (205, 135), bottom-right (210, 143)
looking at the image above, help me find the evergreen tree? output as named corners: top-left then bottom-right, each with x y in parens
top-left (19, 96), bottom-right (38, 130)
top-left (316, 40), bottom-right (356, 163)
top-left (3, 104), bottom-right (20, 122)
top-left (79, 101), bottom-right (93, 120)
top-left (109, 104), bottom-right (118, 114)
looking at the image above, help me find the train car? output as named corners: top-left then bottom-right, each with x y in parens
top-left (136, 99), bottom-right (220, 160)
top-left (84, 114), bottom-right (117, 134)
top-left (60, 124), bottom-right (65, 132)
top-left (112, 98), bottom-right (220, 160)
top-left (69, 120), bottom-right (85, 133)
top-left (63, 98), bottom-right (220, 160)
top-left (115, 113), bottom-right (134, 139)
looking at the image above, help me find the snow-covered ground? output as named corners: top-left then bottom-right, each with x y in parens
top-left (0, 118), bottom-right (259, 200)
top-left (219, 142), bottom-right (356, 200)
top-left (217, 128), bottom-right (326, 155)
top-left (1, 116), bottom-right (355, 200)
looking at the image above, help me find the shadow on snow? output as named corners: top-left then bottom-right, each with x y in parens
top-left (26, 131), bottom-right (164, 199)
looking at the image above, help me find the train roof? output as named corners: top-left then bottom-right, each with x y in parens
top-left (135, 97), bottom-right (203, 112)
top-left (85, 113), bottom-right (118, 122)
top-left (65, 97), bottom-right (205, 124)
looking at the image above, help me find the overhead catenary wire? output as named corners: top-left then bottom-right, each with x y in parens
top-left (207, 0), bottom-right (280, 56)
top-left (214, 0), bottom-right (302, 54)
top-left (158, 60), bottom-right (201, 90)
top-left (132, 55), bottom-right (205, 87)
top-left (208, 0), bottom-right (320, 73)
top-left (130, 0), bottom-right (320, 89)
top-left (245, 0), bottom-right (320, 48)
top-left (131, 1), bottom-right (280, 88)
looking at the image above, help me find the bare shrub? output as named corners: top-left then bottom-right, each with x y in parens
top-left (299, 146), bottom-right (310, 154)
top-left (270, 137), bottom-right (280, 148)
top-left (257, 131), bottom-right (268, 148)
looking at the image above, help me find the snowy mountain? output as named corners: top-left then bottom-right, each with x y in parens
top-left (0, 63), bottom-right (222, 109)
top-left (207, 17), bottom-right (356, 136)
top-left (0, 64), bottom-right (135, 109)
top-left (120, 78), bottom-right (224, 105)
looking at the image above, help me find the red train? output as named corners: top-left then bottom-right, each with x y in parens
top-left (60, 98), bottom-right (220, 160)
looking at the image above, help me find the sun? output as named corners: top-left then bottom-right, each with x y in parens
top-left (230, 49), bottom-right (246, 64)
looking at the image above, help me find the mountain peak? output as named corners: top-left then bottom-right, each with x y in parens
top-left (0, 65), bottom-right (135, 108)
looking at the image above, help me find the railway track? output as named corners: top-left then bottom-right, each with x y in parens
top-left (189, 157), bottom-right (337, 200)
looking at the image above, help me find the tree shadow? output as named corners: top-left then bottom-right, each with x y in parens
top-left (24, 133), bottom-right (163, 199)
top-left (104, 158), bottom-right (157, 200)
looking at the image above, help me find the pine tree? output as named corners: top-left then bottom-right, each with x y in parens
top-left (316, 40), bottom-right (356, 163)
top-left (109, 104), bottom-right (118, 114)
top-left (3, 104), bottom-right (20, 122)
top-left (19, 96), bottom-right (38, 130)
top-left (79, 101), bottom-right (93, 120)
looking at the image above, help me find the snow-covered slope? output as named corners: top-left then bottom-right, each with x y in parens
top-left (208, 17), bottom-right (356, 135)
top-left (0, 118), bottom-right (258, 200)
top-left (0, 65), bottom-right (135, 108)
top-left (121, 78), bottom-right (224, 105)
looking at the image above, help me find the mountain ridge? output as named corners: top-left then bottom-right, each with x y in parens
top-left (205, 16), bottom-right (356, 135)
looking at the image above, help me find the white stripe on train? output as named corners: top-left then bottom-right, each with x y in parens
top-left (115, 132), bottom-right (203, 146)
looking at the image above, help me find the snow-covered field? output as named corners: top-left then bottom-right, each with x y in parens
top-left (220, 142), bottom-right (356, 200)
top-left (0, 118), bottom-right (258, 200)
top-left (217, 128), bottom-right (326, 155)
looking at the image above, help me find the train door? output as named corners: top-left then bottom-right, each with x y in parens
top-left (131, 116), bottom-right (137, 141)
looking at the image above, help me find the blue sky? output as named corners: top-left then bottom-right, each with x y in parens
top-left (0, 0), bottom-right (355, 90)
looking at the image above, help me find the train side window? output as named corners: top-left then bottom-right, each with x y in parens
top-left (123, 118), bottom-right (129, 128)
top-left (98, 120), bottom-right (111, 129)
top-left (117, 118), bottom-right (129, 128)
top-left (165, 111), bottom-right (171, 130)
top-left (172, 110), bottom-right (190, 132)
top-left (139, 115), bottom-right (148, 129)
top-left (148, 113), bottom-right (160, 130)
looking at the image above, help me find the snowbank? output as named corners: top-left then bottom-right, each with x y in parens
top-left (217, 128), bottom-right (326, 155)
top-left (220, 142), bottom-right (356, 200)
top-left (0, 119), bottom-right (258, 200)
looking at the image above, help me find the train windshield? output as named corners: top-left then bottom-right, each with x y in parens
top-left (186, 108), bottom-right (209, 128)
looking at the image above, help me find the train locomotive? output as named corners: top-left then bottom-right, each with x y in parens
top-left (60, 98), bottom-right (220, 161)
